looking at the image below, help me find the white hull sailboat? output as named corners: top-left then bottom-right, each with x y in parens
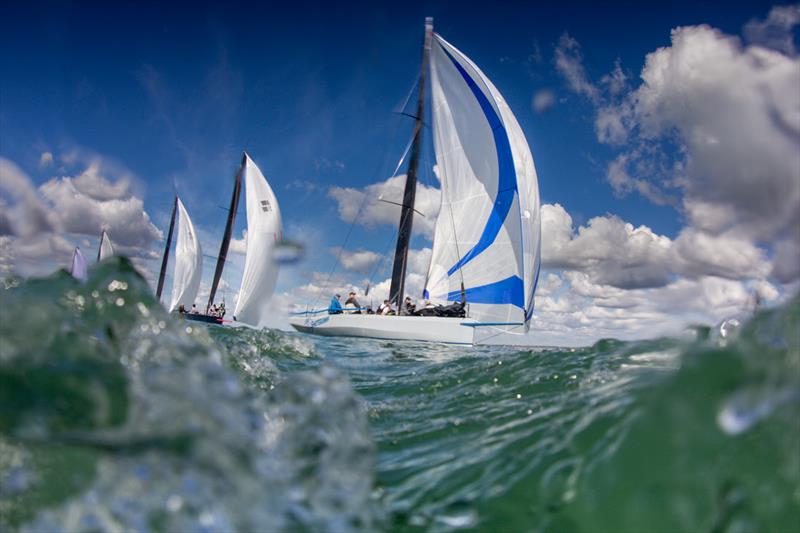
top-left (291, 314), bottom-right (476, 344)
top-left (290, 18), bottom-right (542, 345)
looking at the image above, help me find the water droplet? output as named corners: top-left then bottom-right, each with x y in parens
top-left (272, 239), bottom-right (305, 265)
top-left (199, 511), bottom-right (215, 527)
top-left (516, 393), bottom-right (522, 399)
top-left (115, 298), bottom-right (124, 307)
top-left (166, 494), bottom-right (183, 512)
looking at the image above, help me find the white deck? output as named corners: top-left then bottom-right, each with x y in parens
top-left (288, 313), bottom-right (476, 344)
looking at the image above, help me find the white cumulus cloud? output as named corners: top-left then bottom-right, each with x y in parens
top-left (0, 153), bottom-right (162, 277)
top-left (328, 174), bottom-right (441, 239)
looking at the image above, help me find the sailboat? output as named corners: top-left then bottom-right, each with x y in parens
top-left (155, 196), bottom-right (209, 319)
top-left (97, 229), bottom-right (114, 261)
top-left (70, 247), bottom-right (88, 281)
top-left (289, 18), bottom-right (541, 345)
top-left (155, 153), bottom-right (283, 328)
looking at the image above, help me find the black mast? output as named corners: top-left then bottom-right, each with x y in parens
top-left (389, 17), bottom-right (433, 313)
top-left (156, 196), bottom-right (177, 301)
top-left (207, 153), bottom-right (244, 312)
top-left (96, 229), bottom-right (105, 263)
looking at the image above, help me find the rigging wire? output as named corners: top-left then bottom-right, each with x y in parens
top-left (310, 95), bottom-right (420, 309)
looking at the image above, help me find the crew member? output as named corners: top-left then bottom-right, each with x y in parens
top-left (328, 294), bottom-right (343, 315)
top-left (344, 291), bottom-right (361, 313)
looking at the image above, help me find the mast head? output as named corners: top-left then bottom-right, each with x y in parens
top-left (241, 151), bottom-right (250, 165)
top-left (425, 16), bottom-right (433, 30)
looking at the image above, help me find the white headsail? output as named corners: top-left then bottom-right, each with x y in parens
top-left (169, 198), bottom-right (203, 312)
top-left (70, 247), bottom-right (88, 281)
top-left (424, 33), bottom-right (541, 330)
top-left (233, 154), bottom-right (283, 326)
top-left (98, 230), bottom-right (115, 261)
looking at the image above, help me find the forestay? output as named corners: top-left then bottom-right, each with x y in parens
top-left (233, 154), bottom-right (283, 326)
top-left (169, 198), bottom-right (202, 312)
top-left (424, 33), bottom-right (541, 330)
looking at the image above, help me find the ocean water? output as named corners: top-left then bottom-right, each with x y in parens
top-left (1, 258), bottom-right (798, 532)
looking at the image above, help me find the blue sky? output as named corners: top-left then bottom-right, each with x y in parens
top-left (2, 1), bottom-right (798, 343)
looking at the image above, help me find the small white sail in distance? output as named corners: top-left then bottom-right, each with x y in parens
top-left (97, 230), bottom-right (115, 261)
top-left (169, 198), bottom-right (203, 312)
top-left (70, 247), bottom-right (88, 281)
top-left (233, 154), bottom-right (283, 326)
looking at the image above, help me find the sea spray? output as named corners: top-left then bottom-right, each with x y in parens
top-left (0, 259), bottom-right (377, 531)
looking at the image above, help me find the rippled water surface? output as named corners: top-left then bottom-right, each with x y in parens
top-left (1, 259), bottom-right (798, 531)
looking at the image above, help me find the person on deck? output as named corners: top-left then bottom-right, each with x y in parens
top-left (191, 304), bottom-right (198, 314)
top-left (379, 300), bottom-right (394, 315)
top-left (403, 296), bottom-right (416, 315)
top-left (328, 294), bottom-right (343, 315)
top-left (344, 291), bottom-right (361, 314)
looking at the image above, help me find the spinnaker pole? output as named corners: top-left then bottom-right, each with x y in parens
top-left (207, 153), bottom-right (244, 312)
top-left (388, 17), bottom-right (433, 314)
top-left (156, 197), bottom-right (177, 301)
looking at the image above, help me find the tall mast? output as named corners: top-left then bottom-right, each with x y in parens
top-left (156, 196), bottom-right (177, 301)
top-left (207, 153), bottom-right (244, 311)
top-left (389, 17), bottom-right (433, 313)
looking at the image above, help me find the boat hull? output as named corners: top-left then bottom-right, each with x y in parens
top-left (183, 313), bottom-right (224, 325)
top-left (289, 313), bottom-right (475, 344)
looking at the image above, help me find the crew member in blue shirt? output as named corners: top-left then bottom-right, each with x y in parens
top-left (329, 294), bottom-right (343, 314)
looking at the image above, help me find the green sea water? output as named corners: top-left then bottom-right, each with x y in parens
top-left (1, 258), bottom-right (798, 531)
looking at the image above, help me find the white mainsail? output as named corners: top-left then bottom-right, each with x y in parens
top-left (424, 33), bottom-right (541, 330)
top-left (169, 198), bottom-right (203, 312)
top-left (98, 230), bottom-right (115, 261)
top-left (70, 247), bottom-right (88, 281)
top-left (233, 154), bottom-right (282, 326)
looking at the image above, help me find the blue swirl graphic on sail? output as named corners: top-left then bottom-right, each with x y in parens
top-left (439, 44), bottom-right (518, 281)
top-left (445, 275), bottom-right (524, 307)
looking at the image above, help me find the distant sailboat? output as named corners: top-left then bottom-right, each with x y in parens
top-left (155, 195), bottom-right (212, 320)
top-left (231, 154), bottom-right (283, 326)
top-left (289, 18), bottom-right (542, 345)
top-left (169, 198), bottom-right (203, 312)
top-left (206, 153), bottom-right (283, 327)
top-left (70, 247), bottom-right (88, 282)
top-left (97, 229), bottom-right (114, 262)
top-left (157, 153), bottom-right (283, 327)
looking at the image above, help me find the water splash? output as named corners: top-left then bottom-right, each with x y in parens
top-left (1, 259), bottom-right (378, 531)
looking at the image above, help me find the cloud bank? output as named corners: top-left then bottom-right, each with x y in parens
top-left (0, 152), bottom-right (162, 277)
